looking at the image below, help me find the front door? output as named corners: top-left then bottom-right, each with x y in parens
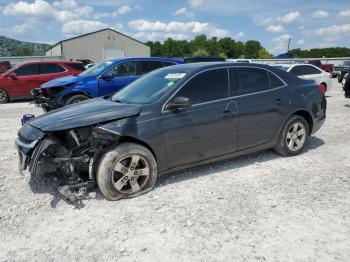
top-left (98, 61), bottom-right (138, 96)
top-left (9, 63), bottom-right (41, 97)
top-left (162, 68), bottom-right (238, 169)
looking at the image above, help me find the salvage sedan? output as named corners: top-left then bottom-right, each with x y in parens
top-left (16, 63), bottom-right (327, 205)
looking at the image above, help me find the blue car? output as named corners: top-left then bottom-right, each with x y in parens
top-left (33, 57), bottom-right (182, 111)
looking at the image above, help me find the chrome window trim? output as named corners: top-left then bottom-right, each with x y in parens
top-left (162, 65), bottom-right (287, 113)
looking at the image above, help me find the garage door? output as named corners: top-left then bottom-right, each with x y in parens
top-left (104, 48), bottom-right (125, 60)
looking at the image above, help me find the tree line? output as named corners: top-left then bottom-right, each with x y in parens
top-left (145, 34), bottom-right (273, 59)
top-left (290, 47), bottom-right (350, 58)
top-left (146, 34), bottom-right (350, 59)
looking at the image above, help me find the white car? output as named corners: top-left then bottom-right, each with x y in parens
top-left (270, 63), bottom-right (332, 91)
top-left (227, 59), bottom-right (252, 63)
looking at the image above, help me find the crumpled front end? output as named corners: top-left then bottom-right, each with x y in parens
top-left (15, 122), bottom-right (123, 207)
top-left (32, 87), bottom-right (67, 112)
top-left (16, 123), bottom-right (46, 174)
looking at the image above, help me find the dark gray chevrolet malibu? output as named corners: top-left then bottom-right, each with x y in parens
top-left (16, 62), bottom-right (327, 205)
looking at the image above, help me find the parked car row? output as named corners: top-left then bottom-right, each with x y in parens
top-left (1, 56), bottom-right (333, 111)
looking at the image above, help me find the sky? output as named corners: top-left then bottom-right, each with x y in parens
top-left (0, 0), bottom-right (350, 54)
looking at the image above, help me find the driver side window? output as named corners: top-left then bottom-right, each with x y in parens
top-left (109, 61), bottom-right (136, 77)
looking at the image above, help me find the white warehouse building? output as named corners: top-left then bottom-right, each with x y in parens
top-left (46, 28), bottom-right (150, 63)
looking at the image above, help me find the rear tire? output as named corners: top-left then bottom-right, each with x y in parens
top-left (97, 143), bottom-right (158, 201)
top-left (0, 88), bottom-right (8, 104)
top-left (274, 115), bottom-right (309, 156)
top-left (65, 94), bottom-right (89, 105)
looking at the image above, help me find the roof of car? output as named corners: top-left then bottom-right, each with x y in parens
top-left (164, 62), bottom-right (276, 72)
top-left (107, 57), bottom-right (183, 63)
top-left (20, 60), bottom-right (82, 65)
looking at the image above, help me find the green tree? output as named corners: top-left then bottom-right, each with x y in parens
top-left (217, 37), bottom-right (236, 58)
top-left (192, 48), bottom-right (209, 57)
top-left (234, 41), bottom-right (245, 58)
top-left (244, 40), bottom-right (261, 59)
top-left (258, 48), bottom-right (273, 59)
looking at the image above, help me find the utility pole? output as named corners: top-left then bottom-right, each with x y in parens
top-left (287, 37), bottom-right (291, 55)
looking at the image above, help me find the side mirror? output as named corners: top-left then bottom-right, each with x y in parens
top-left (165, 96), bottom-right (191, 110)
top-left (101, 72), bottom-right (114, 81)
top-left (9, 73), bottom-right (17, 79)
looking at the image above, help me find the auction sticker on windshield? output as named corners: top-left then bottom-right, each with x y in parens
top-left (165, 73), bottom-right (186, 80)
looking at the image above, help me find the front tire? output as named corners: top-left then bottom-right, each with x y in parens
top-left (97, 143), bottom-right (158, 201)
top-left (0, 88), bottom-right (9, 103)
top-left (65, 94), bottom-right (89, 105)
top-left (274, 115), bottom-right (309, 156)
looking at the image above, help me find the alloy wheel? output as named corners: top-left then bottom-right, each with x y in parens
top-left (111, 154), bottom-right (150, 195)
top-left (286, 122), bottom-right (306, 151)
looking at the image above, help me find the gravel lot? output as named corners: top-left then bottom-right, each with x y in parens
top-left (0, 79), bottom-right (349, 262)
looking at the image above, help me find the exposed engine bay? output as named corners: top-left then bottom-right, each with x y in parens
top-left (18, 125), bottom-right (119, 208)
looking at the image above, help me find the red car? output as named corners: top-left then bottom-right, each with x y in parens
top-left (0, 61), bottom-right (85, 103)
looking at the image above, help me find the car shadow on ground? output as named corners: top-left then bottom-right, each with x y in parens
top-left (156, 136), bottom-right (325, 188)
top-left (27, 136), bottom-right (325, 208)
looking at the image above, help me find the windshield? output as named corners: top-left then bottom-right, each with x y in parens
top-left (112, 69), bottom-right (186, 104)
top-left (78, 61), bottom-right (112, 77)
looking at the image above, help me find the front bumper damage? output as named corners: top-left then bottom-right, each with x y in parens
top-left (32, 88), bottom-right (61, 112)
top-left (15, 124), bottom-right (118, 208)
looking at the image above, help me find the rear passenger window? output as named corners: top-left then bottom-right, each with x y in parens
top-left (177, 68), bottom-right (228, 104)
top-left (303, 65), bottom-right (321, 75)
top-left (65, 63), bottom-right (85, 71)
top-left (137, 61), bottom-right (164, 75)
top-left (289, 66), bottom-right (304, 76)
top-left (236, 67), bottom-right (270, 94)
top-left (268, 72), bottom-right (285, 88)
top-left (40, 63), bottom-right (65, 74)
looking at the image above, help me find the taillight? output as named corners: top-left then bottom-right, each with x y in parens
top-left (318, 84), bottom-right (326, 95)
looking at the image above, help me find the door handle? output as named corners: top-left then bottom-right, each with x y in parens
top-left (275, 98), bottom-right (283, 105)
top-left (221, 110), bottom-right (233, 117)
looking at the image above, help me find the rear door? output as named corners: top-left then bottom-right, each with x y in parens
top-left (233, 67), bottom-right (290, 150)
top-left (98, 61), bottom-right (137, 96)
top-left (10, 63), bottom-right (40, 97)
top-left (162, 68), bottom-right (238, 168)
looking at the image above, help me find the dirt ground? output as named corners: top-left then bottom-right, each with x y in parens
top-left (0, 79), bottom-right (349, 262)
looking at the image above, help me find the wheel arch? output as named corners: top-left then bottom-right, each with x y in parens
top-left (118, 136), bottom-right (157, 161)
top-left (91, 135), bottom-right (158, 182)
top-left (291, 110), bottom-right (313, 135)
top-left (62, 91), bottom-right (92, 102)
top-left (0, 87), bottom-right (10, 102)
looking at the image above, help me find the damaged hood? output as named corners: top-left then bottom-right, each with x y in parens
top-left (29, 97), bottom-right (141, 132)
top-left (41, 75), bottom-right (92, 89)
